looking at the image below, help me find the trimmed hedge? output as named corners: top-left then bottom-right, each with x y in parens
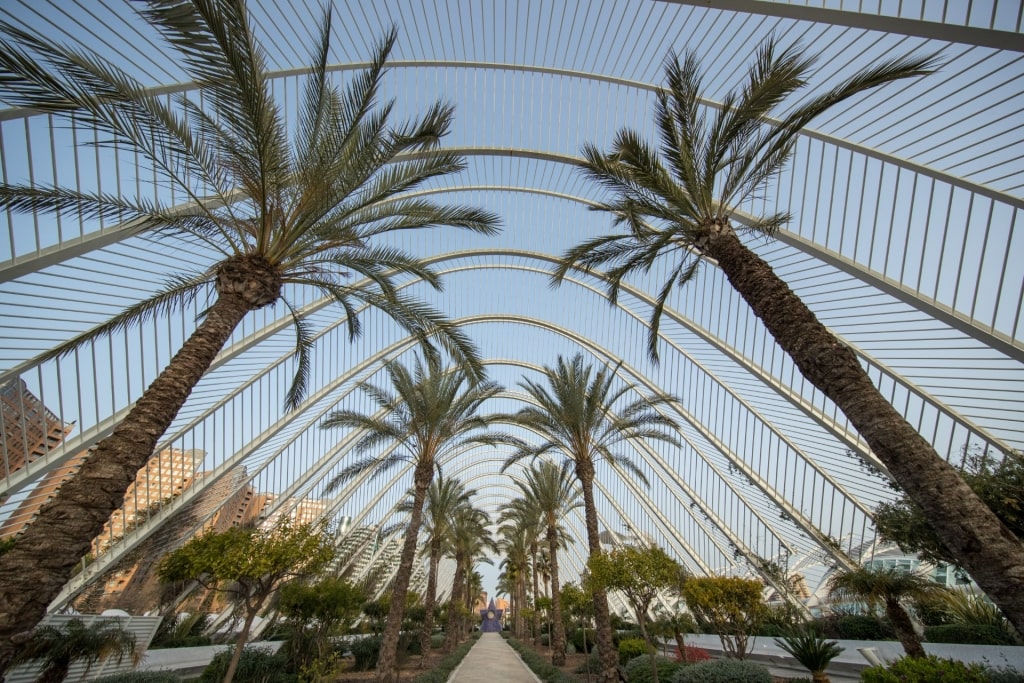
top-left (409, 633), bottom-right (480, 683)
top-left (91, 673), bottom-right (182, 683)
top-left (618, 638), bottom-right (650, 666)
top-left (924, 623), bottom-right (1018, 646)
top-left (860, 655), bottom-right (988, 683)
top-left (623, 654), bottom-right (683, 683)
top-left (199, 646), bottom-right (294, 683)
top-left (504, 635), bottom-right (577, 683)
top-left (670, 659), bottom-right (773, 683)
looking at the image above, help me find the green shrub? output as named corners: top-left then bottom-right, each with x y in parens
top-left (91, 673), bottom-right (182, 683)
top-left (924, 623), bottom-right (1017, 645)
top-left (430, 633), bottom-right (445, 649)
top-left (504, 636), bottom-right (576, 683)
top-left (860, 655), bottom-right (988, 683)
top-left (570, 628), bottom-right (596, 653)
top-left (814, 615), bottom-right (895, 641)
top-left (985, 666), bottom-right (1024, 683)
top-left (409, 636), bottom-right (477, 683)
top-left (618, 637), bottom-right (650, 665)
top-left (624, 654), bottom-right (682, 683)
top-left (200, 646), bottom-right (293, 683)
top-left (671, 659), bottom-right (773, 683)
top-left (348, 635), bottom-right (382, 671)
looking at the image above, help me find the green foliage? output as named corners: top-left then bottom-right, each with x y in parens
top-left (682, 576), bottom-right (767, 659)
top-left (874, 448), bottom-right (1024, 568)
top-left (774, 626), bottom-right (844, 677)
top-left (938, 588), bottom-right (1017, 640)
top-left (278, 577), bottom-right (366, 673)
top-left (150, 612), bottom-right (213, 649)
top-left (90, 673), bottom-right (182, 683)
top-left (985, 666), bottom-right (1024, 683)
top-left (859, 655), bottom-right (989, 683)
top-left (618, 637), bottom-right (651, 665)
top-left (814, 614), bottom-right (895, 641)
top-left (199, 647), bottom-right (292, 683)
top-left (12, 617), bottom-right (139, 683)
top-left (569, 627), bottom-right (596, 653)
top-left (624, 655), bottom-right (682, 683)
top-left (924, 623), bottom-right (1018, 645)
top-left (671, 658), bottom-right (773, 683)
top-left (430, 633), bottom-right (445, 649)
top-left (348, 636), bottom-right (383, 672)
top-left (504, 636), bottom-right (577, 683)
top-left (408, 635), bottom-right (478, 683)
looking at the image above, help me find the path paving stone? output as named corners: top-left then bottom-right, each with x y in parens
top-left (447, 633), bottom-right (540, 683)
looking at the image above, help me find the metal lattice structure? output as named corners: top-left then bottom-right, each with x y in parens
top-left (0, 0), bottom-right (1021, 611)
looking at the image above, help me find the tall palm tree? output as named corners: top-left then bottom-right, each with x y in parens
top-left (828, 566), bottom-right (946, 658)
top-left (443, 503), bottom-right (492, 652)
top-left (320, 355), bottom-right (507, 683)
top-left (500, 496), bottom-right (544, 643)
top-left (0, 2), bottom-right (499, 660)
top-left (516, 460), bottom-right (581, 665)
top-left (503, 353), bottom-right (680, 683)
top-left (556, 38), bottom-right (1024, 630)
top-left (498, 513), bottom-right (534, 640)
top-left (399, 474), bottom-right (475, 661)
top-left (11, 618), bottom-right (138, 683)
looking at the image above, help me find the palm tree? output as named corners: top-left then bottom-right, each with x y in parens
top-left (503, 353), bottom-right (680, 683)
top-left (11, 618), bottom-right (138, 683)
top-left (320, 355), bottom-right (507, 683)
top-left (555, 37), bottom-right (1024, 631)
top-left (0, 3), bottom-right (499, 659)
top-left (828, 566), bottom-right (947, 658)
top-left (500, 496), bottom-right (545, 644)
top-left (516, 460), bottom-right (581, 665)
top-left (775, 625), bottom-right (844, 683)
top-left (399, 474), bottom-right (475, 662)
top-left (498, 513), bottom-right (534, 640)
top-left (443, 503), bottom-right (493, 652)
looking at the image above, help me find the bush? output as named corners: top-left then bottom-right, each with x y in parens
top-left (504, 636), bottom-right (576, 683)
top-left (91, 673), bottom-right (182, 683)
top-left (570, 628), bottom-right (596, 653)
top-left (924, 623), bottom-right (1017, 645)
top-left (409, 635), bottom-right (478, 683)
top-left (200, 646), bottom-right (292, 683)
top-left (348, 635), bottom-right (382, 672)
top-left (674, 646), bottom-right (710, 664)
top-left (619, 637), bottom-right (650, 665)
top-left (985, 666), bottom-right (1024, 683)
top-left (814, 615), bottom-right (895, 641)
top-left (430, 633), bottom-right (445, 649)
top-left (671, 659), bottom-right (773, 683)
top-left (624, 655), bottom-right (682, 683)
top-left (860, 655), bottom-right (988, 683)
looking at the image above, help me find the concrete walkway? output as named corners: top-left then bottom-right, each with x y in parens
top-left (448, 633), bottom-right (540, 683)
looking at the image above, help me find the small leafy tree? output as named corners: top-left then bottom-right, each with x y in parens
top-left (682, 576), bottom-right (767, 659)
top-left (11, 618), bottom-right (138, 683)
top-left (278, 576), bottom-right (365, 674)
top-left (588, 546), bottom-right (683, 683)
top-left (158, 520), bottom-right (334, 683)
top-left (874, 448), bottom-right (1024, 569)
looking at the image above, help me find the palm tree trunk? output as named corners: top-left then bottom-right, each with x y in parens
top-left (0, 290), bottom-right (255, 674)
top-left (532, 543), bottom-right (541, 646)
top-left (705, 230), bottom-right (1024, 632)
top-left (443, 553), bottom-right (465, 654)
top-left (419, 541), bottom-right (441, 664)
top-left (884, 600), bottom-right (925, 659)
top-left (548, 526), bottom-right (567, 666)
top-left (376, 462), bottom-right (432, 683)
top-left (576, 463), bottom-right (618, 683)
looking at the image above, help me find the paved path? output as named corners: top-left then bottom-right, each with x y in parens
top-left (448, 633), bottom-right (540, 683)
